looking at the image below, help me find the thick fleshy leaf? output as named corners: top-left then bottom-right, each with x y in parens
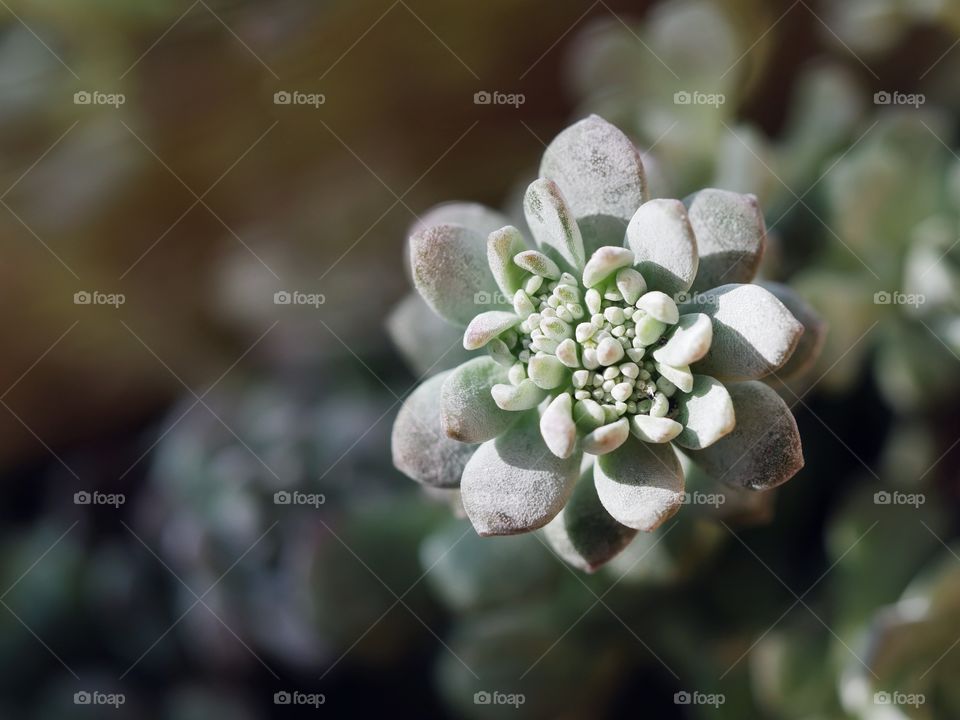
top-left (491, 379), bottom-right (547, 411)
top-left (582, 417), bottom-right (630, 455)
top-left (514, 249), bottom-right (561, 279)
top-left (523, 178), bottom-right (585, 272)
top-left (653, 313), bottom-right (712, 366)
top-left (629, 414), bottom-right (682, 443)
top-left (405, 202), bottom-right (511, 280)
top-left (487, 226), bottom-right (528, 297)
top-left (461, 412), bottom-right (581, 536)
top-left (582, 246), bottom-right (635, 287)
top-left (655, 362), bottom-right (693, 393)
top-left (685, 189), bottom-right (766, 291)
top-left (594, 437), bottom-right (684, 531)
top-left (760, 282), bottom-right (827, 382)
top-left (543, 464), bottom-right (637, 572)
top-left (540, 392), bottom-right (577, 459)
top-left (636, 291), bottom-right (679, 324)
top-left (528, 353), bottom-right (568, 389)
top-left (411, 201), bottom-right (512, 238)
top-left (387, 292), bottom-right (474, 376)
top-left (616, 267), bottom-right (646, 303)
top-left (538, 114), bottom-right (648, 254)
top-left (679, 453), bottom-right (776, 525)
top-left (392, 371), bottom-right (477, 488)
top-left (626, 199), bottom-right (698, 296)
top-left (462, 311), bottom-right (520, 351)
top-left (410, 223), bottom-right (503, 326)
top-left (440, 358), bottom-right (516, 443)
top-left (684, 381), bottom-right (802, 490)
top-left (673, 375), bottom-right (735, 450)
top-left (684, 284), bottom-right (803, 381)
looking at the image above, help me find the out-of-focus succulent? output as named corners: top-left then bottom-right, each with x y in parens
top-left (841, 547), bottom-right (960, 720)
top-left (823, 0), bottom-right (960, 55)
top-left (567, 0), bottom-right (864, 215)
top-left (746, 480), bottom-right (953, 720)
top-left (567, 0), bottom-right (767, 196)
top-left (793, 111), bottom-right (960, 411)
top-left (143, 371), bottom-right (445, 669)
top-left (392, 115), bottom-right (821, 572)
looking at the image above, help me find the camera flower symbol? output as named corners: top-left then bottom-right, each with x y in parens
top-left (391, 115), bottom-right (820, 571)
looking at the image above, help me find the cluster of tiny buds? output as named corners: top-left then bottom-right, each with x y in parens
top-left (492, 264), bottom-right (681, 423)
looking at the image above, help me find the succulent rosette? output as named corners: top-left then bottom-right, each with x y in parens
top-left (391, 115), bottom-right (819, 571)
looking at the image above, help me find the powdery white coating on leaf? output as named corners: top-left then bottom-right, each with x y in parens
top-left (487, 226), bottom-right (529, 297)
top-left (582, 417), bottom-right (630, 455)
top-left (461, 412), bottom-right (581, 536)
top-left (594, 437), bottom-right (684, 531)
top-left (539, 114), bottom-right (648, 254)
top-left (628, 414), bottom-right (682, 443)
top-left (523, 178), bottom-right (586, 272)
top-left (636, 291), bottom-right (679, 324)
top-left (410, 201), bottom-right (512, 238)
top-left (514, 249), bottom-right (561, 280)
top-left (685, 189), bottom-right (766, 291)
top-left (392, 371), bottom-right (478, 488)
top-left (387, 292), bottom-right (473, 377)
top-left (543, 464), bottom-right (637, 572)
top-left (582, 246), bottom-right (635, 287)
top-left (626, 199), bottom-right (699, 296)
top-left (405, 201), bottom-right (511, 281)
top-left (760, 282), bottom-right (828, 383)
top-left (657, 362), bottom-right (694, 393)
top-left (686, 284), bottom-right (804, 381)
top-left (410, 223), bottom-right (503, 326)
top-left (491, 379), bottom-right (547, 411)
top-left (616, 267), bottom-right (646, 304)
top-left (653, 313), bottom-right (712, 366)
top-left (462, 311), bottom-right (520, 351)
top-left (685, 381), bottom-right (803, 490)
top-left (673, 374), bottom-right (735, 450)
top-left (540, 393), bottom-right (577, 459)
top-left (440, 357), bottom-right (516, 443)
top-left (528, 353), bottom-right (567, 389)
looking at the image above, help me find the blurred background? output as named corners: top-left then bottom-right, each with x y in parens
top-left (1, 0), bottom-right (959, 717)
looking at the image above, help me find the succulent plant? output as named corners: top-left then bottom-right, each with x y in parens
top-left (567, 0), bottom-right (762, 196)
top-left (392, 115), bottom-right (820, 572)
top-left (823, 0), bottom-right (960, 55)
top-left (793, 111), bottom-right (960, 411)
top-left (143, 370), bottom-right (447, 669)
